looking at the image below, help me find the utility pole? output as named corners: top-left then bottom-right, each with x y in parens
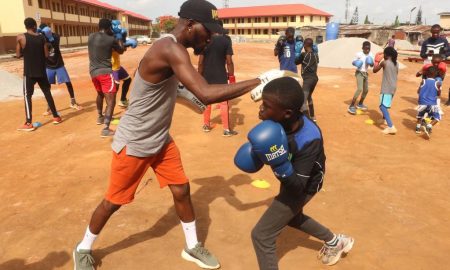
top-left (345, 0), bottom-right (350, 23)
top-left (223, 0), bottom-right (229, 8)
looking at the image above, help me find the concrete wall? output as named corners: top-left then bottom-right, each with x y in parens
top-left (0, 0), bottom-right (26, 35)
top-left (440, 15), bottom-right (450, 30)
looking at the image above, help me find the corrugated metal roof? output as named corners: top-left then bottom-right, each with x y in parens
top-left (395, 25), bottom-right (431, 33)
top-left (218, 4), bottom-right (332, 18)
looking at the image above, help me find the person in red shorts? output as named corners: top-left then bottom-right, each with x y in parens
top-left (88, 18), bottom-right (124, 137)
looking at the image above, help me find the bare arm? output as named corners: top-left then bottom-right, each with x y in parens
top-left (168, 44), bottom-right (259, 104)
top-left (373, 60), bottom-right (384, 73)
top-left (15, 35), bottom-right (24, 58)
top-left (44, 42), bottom-right (49, 58)
top-left (226, 54), bottom-right (234, 76)
top-left (112, 39), bottom-right (125, 54)
top-left (197, 54), bottom-right (204, 74)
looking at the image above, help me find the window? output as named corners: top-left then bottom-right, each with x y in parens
top-left (263, 29), bottom-right (268, 35)
top-left (231, 29), bottom-right (235, 34)
top-left (28, 0), bottom-right (33, 6)
top-left (282, 16), bottom-right (287, 22)
top-left (300, 16), bottom-right (304, 22)
top-left (264, 17), bottom-right (268, 23)
top-left (290, 16), bottom-right (296, 22)
top-left (272, 17), bottom-right (279, 23)
top-left (310, 16), bottom-right (313, 22)
top-left (56, 2), bottom-right (60, 12)
top-left (320, 16), bottom-right (322, 21)
top-left (247, 29), bottom-right (251, 34)
top-left (52, 2), bottom-right (56, 11)
top-left (38, 0), bottom-right (43, 8)
top-left (247, 18), bottom-right (251, 23)
top-left (326, 17), bottom-right (330, 23)
top-left (232, 18), bottom-right (235, 23)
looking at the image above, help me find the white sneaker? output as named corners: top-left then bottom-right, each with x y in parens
top-left (382, 126), bottom-right (397, 135)
top-left (318, 234), bottom-right (354, 266)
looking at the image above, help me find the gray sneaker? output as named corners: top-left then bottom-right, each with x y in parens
top-left (101, 128), bottom-right (115, 138)
top-left (96, 116), bottom-right (104, 125)
top-left (73, 244), bottom-right (95, 270)
top-left (223, 129), bottom-right (238, 137)
top-left (318, 234), bottom-right (354, 266)
top-left (181, 242), bottom-right (220, 269)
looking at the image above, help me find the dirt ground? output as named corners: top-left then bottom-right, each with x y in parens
top-left (0, 42), bottom-right (449, 270)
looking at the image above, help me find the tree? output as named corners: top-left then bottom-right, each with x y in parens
top-left (350, 6), bottom-right (359, 25)
top-left (158, 15), bottom-right (178, 33)
top-left (393, 15), bottom-right (400, 27)
top-left (415, 6), bottom-right (422, 25)
top-left (364, 15), bottom-right (370, 24)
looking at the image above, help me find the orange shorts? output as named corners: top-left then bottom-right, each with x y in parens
top-left (105, 140), bottom-right (188, 205)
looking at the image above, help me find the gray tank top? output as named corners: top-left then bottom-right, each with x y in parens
top-left (112, 35), bottom-right (179, 157)
top-left (381, 59), bottom-right (399, 95)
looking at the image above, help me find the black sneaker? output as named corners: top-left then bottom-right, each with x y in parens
top-left (223, 129), bottom-right (238, 137)
top-left (101, 128), bottom-right (115, 138)
top-left (96, 116), bottom-right (104, 125)
top-left (202, 124), bottom-right (212, 132)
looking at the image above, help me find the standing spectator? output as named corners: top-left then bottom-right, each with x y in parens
top-left (198, 28), bottom-right (238, 136)
top-left (385, 35), bottom-right (396, 48)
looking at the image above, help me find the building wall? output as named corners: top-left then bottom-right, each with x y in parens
top-left (221, 14), bottom-right (329, 39)
top-left (440, 15), bottom-right (450, 29)
top-left (0, 0), bottom-right (151, 54)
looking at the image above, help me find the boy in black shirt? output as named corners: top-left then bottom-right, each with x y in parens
top-left (39, 24), bottom-right (82, 112)
top-left (16, 18), bottom-right (61, 131)
top-left (296, 38), bottom-right (319, 121)
top-left (235, 77), bottom-right (354, 269)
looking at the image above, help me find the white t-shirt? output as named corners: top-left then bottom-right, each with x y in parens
top-left (354, 51), bottom-right (374, 73)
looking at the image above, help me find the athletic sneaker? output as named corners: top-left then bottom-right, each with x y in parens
top-left (382, 126), bottom-right (397, 135)
top-left (70, 103), bottom-right (83, 110)
top-left (73, 244), bottom-right (95, 270)
top-left (415, 126), bottom-right (422, 134)
top-left (53, 116), bottom-right (63, 125)
top-left (356, 104), bottom-right (368, 111)
top-left (17, 122), bottom-right (36, 132)
top-left (101, 128), bottom-right (115, 138)
top-left (318, 234), bottom-right (354, 266)
top-left (118, 100), bottom-right (129, 108)
top-left (223, 129), bottom-right (238, 137)
top-left (422, 125), bottom-right (432, 138)
top-left (202, 124), bottom-right (212, 132)
top-left (96, 116), bottom-right (104, 125)
top-left (347, 106), bottom-right (356, 115)
top-left (181, 243), bottom-right (220, 269)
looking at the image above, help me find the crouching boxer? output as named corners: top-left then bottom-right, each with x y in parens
top-left (72, 1), bottom-right (295, 269)
top-left (234, 77), bottom-right (354, 269)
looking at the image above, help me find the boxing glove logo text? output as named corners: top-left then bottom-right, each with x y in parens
top-left (266, 145), bottom-right (287, 161)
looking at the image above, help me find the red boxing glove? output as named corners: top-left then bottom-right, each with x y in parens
top-left (228, 75), bottom-right (236, 84)
top-left (374, 52), bottom-right (384, 67)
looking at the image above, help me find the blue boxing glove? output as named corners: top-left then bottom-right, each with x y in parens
top-left (312, 44), bottom-right (318, 53)
top-left (294, 36), bottom-right (304, 59)
top-left (111, 20), bottom-right (123, 40)
top-left (234, 142), bottom-right (264, 173)
top-left (366, 55), bottom-right (374, 66)
top-left (125, 38), bottom-right (137, 48)
top-left (248, 120), bottom-right (294, 179)
top-left (41, 27), bottom-right (54, 42)
top-left (352, 59), bottom-right (363, 69)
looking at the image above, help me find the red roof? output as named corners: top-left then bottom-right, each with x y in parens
top-left (218, 4), bottom-right (332, 18)
top-left (124, 10), bottom-right (151, 21)
top-left (75, 0), bottom-right (151, 21)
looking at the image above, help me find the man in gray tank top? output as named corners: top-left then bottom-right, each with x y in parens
top-left (72, 1), bottom-right (285, 269)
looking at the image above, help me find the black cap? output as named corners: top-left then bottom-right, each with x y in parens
top-left (178, 0), bottom-right (224, 34)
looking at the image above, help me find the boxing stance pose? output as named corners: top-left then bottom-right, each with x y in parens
top-left (88, 19), bottom-right (125, 137)
top-left (39, 24), bottom-right (82, 112)
top-left (16, 18), bottom-right (61, 131)
top-left (235, 77), bottom-right (354, 270)
top-left (73, 1), bottom-right (291, 269)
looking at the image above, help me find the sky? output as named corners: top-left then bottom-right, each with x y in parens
top-left (108, 0), bottom-right (450, 25)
